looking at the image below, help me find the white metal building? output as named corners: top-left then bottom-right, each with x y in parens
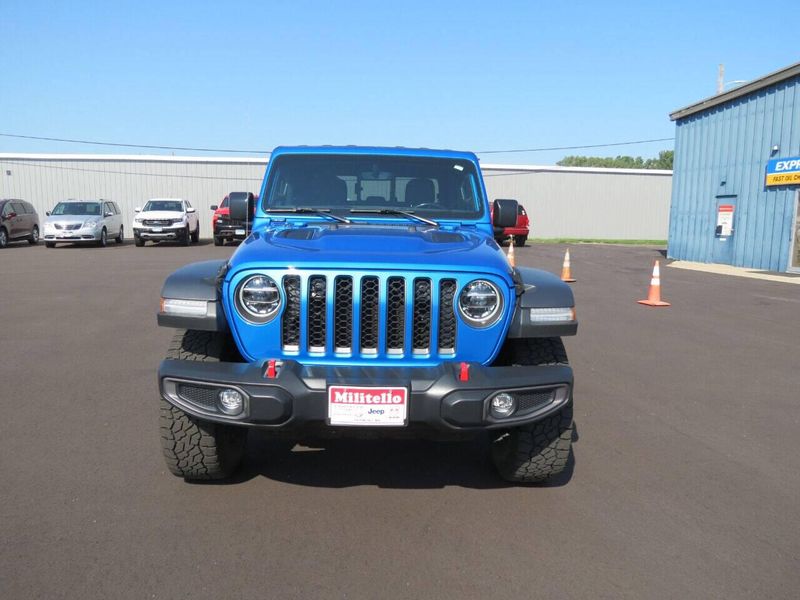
top-left (0, 154), bottom-right (672, 239)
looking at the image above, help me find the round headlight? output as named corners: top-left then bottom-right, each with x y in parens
top-left (458, 279), bottom-right (503, 327)
top-left (236, 275), bottom-right (281, 323)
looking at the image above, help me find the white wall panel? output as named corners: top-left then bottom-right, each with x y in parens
top-left (0, 155), bottom-right (671, 240)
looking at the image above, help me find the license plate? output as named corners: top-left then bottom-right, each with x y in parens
top-left (328, 385), bottom-right (408, 427)
top-left (152, 227), bottom-right (162, 233)
top-left (235, 228), bottom-right (245, 235)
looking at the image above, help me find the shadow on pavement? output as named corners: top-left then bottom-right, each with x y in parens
top-left (196, 423), bottom-right (578, 490)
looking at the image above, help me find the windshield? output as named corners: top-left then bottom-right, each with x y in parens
top-left (143, 200), bottom-right (183, 212)
top-left (262, 155), bottom-right (485, 220)
top-left (51, 202), bottom-right (101, 216)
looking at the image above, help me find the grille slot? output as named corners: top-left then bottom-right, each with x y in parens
top-left (386, 277), bottom-right (406, 354)
top-left (282, 276), bottom-right (301, 350)
top-left (177, 384), bottom-right (219, 411)
top-left (412, 278), bottom-right (432, 353)
top-left (438, 279), bottom-right (457, 353)
top-left (360, 276), bottom-right (380, 354)
top-left (334, 276), bottom-right (353, 352)
top-left (307, 276), bottom-right (327, 352)
top-left (516, 390), bottom-right (556, 412)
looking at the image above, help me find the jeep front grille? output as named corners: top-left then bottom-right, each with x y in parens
top-left (279, 273), bottom-right (458, 358)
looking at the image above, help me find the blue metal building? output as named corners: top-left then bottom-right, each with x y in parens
top-left (668, 61), bottom-right (800, 273)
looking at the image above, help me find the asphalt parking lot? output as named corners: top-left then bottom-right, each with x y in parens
top-left (1, 240), bottom-right (798, 599)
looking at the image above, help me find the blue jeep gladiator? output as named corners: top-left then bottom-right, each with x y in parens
top-left (157, 146), bottom-right (577, 483)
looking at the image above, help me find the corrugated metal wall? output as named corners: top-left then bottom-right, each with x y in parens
top-left (668, 74), bottom-right (800, 271)
top-left (482, 167), bottom-right (672, 239)
top-left (0, 155), bottom-right (672, 239)
top-left (0, 156), bottom-right (266, 238)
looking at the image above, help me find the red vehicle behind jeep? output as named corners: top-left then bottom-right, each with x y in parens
top-left (211, 192), bottom-right (257, 246)
top-left (491, 202), bottom-right (529, 246)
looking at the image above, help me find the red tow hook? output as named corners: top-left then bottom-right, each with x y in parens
top-left (458, 362), bottom-right (470, 382)
top-left (265, 359), bottom-right (278, 379)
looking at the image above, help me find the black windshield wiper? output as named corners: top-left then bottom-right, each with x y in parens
top-left (348, 208), bottom-right (439, 227)
top-left (266, 207), bottom-right (351, 223)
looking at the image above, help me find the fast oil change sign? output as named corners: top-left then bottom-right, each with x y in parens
top-left (766, 157), bottom-right (800, 186)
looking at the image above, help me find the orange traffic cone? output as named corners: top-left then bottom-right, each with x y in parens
top-left (560, 249), bottom-right (576, 282)
top-left (507, 236), bottom-right (515, 267)
top-left (637, 260), bottom-right (671, 307)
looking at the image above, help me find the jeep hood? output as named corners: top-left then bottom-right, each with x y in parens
top-left (227, 224), bottom-right (513, 278)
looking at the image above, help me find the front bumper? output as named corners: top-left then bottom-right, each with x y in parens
top-left (44, 229), bottom-right (100, 242)
top-left (159, 359), bottom-right (572, 433)
top-left (214, 225), bottom-right (249, 240)
top-left (503, 226), bottom-right (529, 236)
top-left (134, 226), bottom-right (184, 240)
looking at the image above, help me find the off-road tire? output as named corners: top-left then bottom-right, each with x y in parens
top-left (160, 329), bottom-right (246, 480)
top-left (514, 235), bottom-right (527, 247)
top-left (191, 224), bottom-right (200, 243)
top-left (45, 241), bottom-right (55, 248)
top-left (213, 235), bottom-right (223, 246)
top-left (134, 236), bottom-right (145, 247)
top-left (491, 337), bottom-right (574, 483)
top-left (181, 225), bottom-right (190, 246)
top-left (28, 225), bottom-right (39, 244)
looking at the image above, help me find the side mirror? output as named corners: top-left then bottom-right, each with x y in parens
top-left (492, 199), bottom-right (519, 229)
top-left (134, 207), bottom-right (141, 213)
top-left (210, 205), bottom-right (218, 211)
top-left (228, 192), bottom-right (253, 222)
top-left (186, 207), bottom-right (196, 213)
top-left (104, 211), bottom-right (114, 217)
top-left (46, 211), bottom-right (51, 216)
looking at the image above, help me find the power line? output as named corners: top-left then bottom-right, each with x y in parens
top-left (0, 131), bottom-right (674, 156)
top-left (0, 132), bottom-right (270, 154)
top-left (476, 137), bottom-right (674, 154)
top-left (0, 159), bottom-right (262, 181)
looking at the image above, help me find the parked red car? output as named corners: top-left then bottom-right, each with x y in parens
top-left (491, 202), bottom-right (529, 246)
top-left (211, 192), bottom-right (256, 246)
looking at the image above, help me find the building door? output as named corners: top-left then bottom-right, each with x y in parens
top-left (712, 197), bottom-right (737, 265)
top-left (789, 191), bottom-right (800, 273)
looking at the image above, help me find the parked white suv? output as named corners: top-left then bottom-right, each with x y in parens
top-left (133, 198), bottom-right (199, 246)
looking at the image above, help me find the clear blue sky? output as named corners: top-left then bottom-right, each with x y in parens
top-left (1, 0), bottom-right (797, 164)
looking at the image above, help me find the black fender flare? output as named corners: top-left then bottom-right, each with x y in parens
top-left (507, 266), bottom-right (578, 338)
top-left (157, 260), bottom-right (229, 331)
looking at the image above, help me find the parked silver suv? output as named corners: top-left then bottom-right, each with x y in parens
top-left (44, 200), bottom-right (124, 248)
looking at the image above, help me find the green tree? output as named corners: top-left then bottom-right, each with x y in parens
top-left (557, 150), bottom-right (672, 170)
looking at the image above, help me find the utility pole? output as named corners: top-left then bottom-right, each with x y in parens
top-left (717, 64), bottom-right (725, 94)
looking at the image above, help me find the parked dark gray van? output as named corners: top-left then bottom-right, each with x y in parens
top-left (0, 199), bottom-right (40, 248)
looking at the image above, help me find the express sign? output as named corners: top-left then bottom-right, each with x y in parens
top-left (766, 156), bottom-right (800, 186)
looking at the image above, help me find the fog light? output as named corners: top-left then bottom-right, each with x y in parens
top-left (218, 388), bottom-right (244, 415)
top-left (490, 392), bottom-right (516, 418)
